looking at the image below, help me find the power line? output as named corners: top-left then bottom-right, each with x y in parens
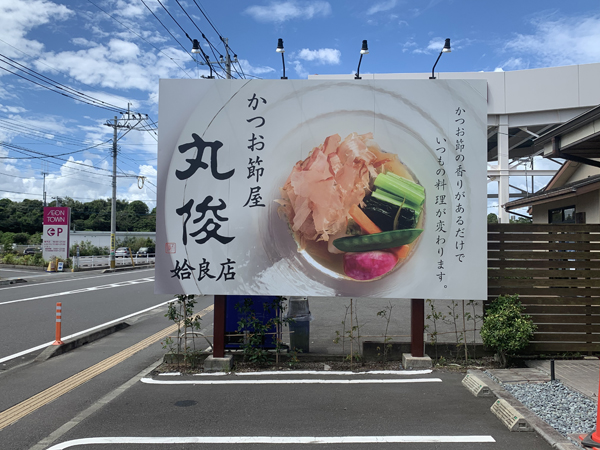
top-left (0, 118), bottom-right (105, 148)
top-left (0, 140), bottom-right (113, 166)
top-left (139, 0), bottom-right (196, 64)
top-left (190, 1), bottom-right (246, 78)
top-left (1, 145), bottom-right (114, 178)
top-left (86, 0), bottom-right (194, 79)
top-left (172, 0), bottom-right (230, 77)
top-left (0, 53), bottom-right (125, 113)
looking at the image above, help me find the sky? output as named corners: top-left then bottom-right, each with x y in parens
top-left (1, 0), bottom-right (600, 214)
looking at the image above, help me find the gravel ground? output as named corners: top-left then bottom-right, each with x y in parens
top-left (484, 370), bottom-right (596, 447)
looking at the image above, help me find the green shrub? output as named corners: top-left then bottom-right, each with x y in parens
top-left (2, 253), bottom-right (16, 264)
top-left (480, 294), bottom-right (536, 367)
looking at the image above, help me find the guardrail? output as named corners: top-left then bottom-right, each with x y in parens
top-left (74, 255), bottom-right (155, 268)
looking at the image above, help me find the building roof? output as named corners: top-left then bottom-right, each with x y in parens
top-left (535, 104), bottom-right (600, 166)
top-left (505, 173), bottom-right (600, 210)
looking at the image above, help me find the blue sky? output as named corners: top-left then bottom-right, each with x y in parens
top-left (1, 0), bottom-right (600, 212)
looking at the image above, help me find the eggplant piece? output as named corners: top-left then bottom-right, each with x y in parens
top-left (360, 196), bottom-right (417, 231)
top-left (360, 196), bottom-right (397, 231)
top-left (395, 207), bottom-right (417, 230)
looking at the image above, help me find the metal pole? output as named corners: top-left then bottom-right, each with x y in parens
top-left (109, 116), bottom-right (117, 269)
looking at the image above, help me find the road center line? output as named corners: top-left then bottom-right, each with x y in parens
top-left (46, 435), bottom-right (496, 448)
top-left (140, 378), bottom-right (442, 385)
top-left (0, 277), bottom-right (155, 306)
top-left (0, 304), bottom-right (214, 431)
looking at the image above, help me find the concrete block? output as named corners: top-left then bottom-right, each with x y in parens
top-left (462, 373), bottom-right (493, 397)
top-left (203, 355), bottom-right (233, 373)
top-left (491, 398), bottom-right (533, 432)
top-left (402, 353), bottom-right (432, 370)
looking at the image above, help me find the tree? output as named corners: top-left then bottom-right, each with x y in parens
top-left (487, 213), bottom-right (498, 224)
top-left (128, 200), bottom-right (149, 216)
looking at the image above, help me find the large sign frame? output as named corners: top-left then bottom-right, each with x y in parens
top-left (43, 206), bottom-right (70, 260)
top-left (156, 79), bottom-right (488, 300)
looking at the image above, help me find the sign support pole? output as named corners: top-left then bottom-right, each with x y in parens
top-left (411, 299), bottom-right (425, 357)
top-left (213, 295), bottom-right (226, 358)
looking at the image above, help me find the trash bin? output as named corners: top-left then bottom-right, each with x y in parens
top-left (285, 297), bottom-right (312, 353)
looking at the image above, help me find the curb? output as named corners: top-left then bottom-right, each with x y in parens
top-left (0, 263), bottom-right (47, 271)
top-left (102, 263), bottom-right (155, 274)
top-left (467, 369), bottom-right (581, 450)
top-left (34, 322), bottom-right (130, 362)
top-left (0, 278), bottom-right (27, 286)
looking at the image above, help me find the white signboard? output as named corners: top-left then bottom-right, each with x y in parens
top-left (43, 207), bottom-right (70, 261)
top-left (156, 80), bottom-right (488, 299)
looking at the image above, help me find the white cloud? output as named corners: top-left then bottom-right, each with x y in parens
top-left (293, 61), bottom-right (309, 78)
top-left (296, 48), bottom-right (341, 65)
top-left (34, 44), bottom-right (189, 92)
top-left (0, 105), bottom-right (27, 114)
top-left (245, 1), bottom-right (331, 23)
top-left (71, 37), bottom-right (96, 48)
top-left (0, 0), bottom-right (72, 58)
top-left (107, 39), bottom-right (140, 62)
top-left (237, 59), bottom-right (276, 76)
top-left (499, 14), bottom-right (600, 69)
top-left (367, 0), bottom-right (397, 15)
top-left (494, 57), bottom-right (527, 72)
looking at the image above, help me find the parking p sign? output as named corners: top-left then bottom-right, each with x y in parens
top-left (43, 207), bottom-right (70, 261)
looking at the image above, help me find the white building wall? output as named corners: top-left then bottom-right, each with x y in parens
top-left (531, 191), bottom-right (600, 224)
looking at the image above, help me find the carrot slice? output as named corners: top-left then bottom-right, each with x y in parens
top-left (349, 204), bottom-right (382, 235)
top-left (394, 244), bottom-right (410, 259)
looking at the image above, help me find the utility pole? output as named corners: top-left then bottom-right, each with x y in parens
top-left (110, 115), bottom-right (118, 269)
top-left (224, 37), bottom-right (231, 79)
top-left (196, 37), bottom-right (237, 79)
top-left (104, 107), bottom-right (149, 269)
top-left (42, 171), bottom-right (48, 206)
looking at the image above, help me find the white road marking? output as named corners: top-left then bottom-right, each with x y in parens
top-left (46, 435), bottom-right (496, 448)
top-left (141, 377), bottom-right (442, 385)
top-left (0, 269), bottom-right (155, 291)
top-left (234, 370), bottom-right (433, 376)
top-left (0, 277), bottom-right (155, 306)
top-left (0, 299), bottom-right (176, 364)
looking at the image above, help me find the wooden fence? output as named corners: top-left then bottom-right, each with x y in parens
top-left (488, 223), bottom-right (600, 353)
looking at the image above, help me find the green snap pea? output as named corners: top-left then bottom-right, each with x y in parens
top-left (332, 229), bottom-right (423, 253)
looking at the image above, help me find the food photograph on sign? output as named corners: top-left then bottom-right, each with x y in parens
top-left (276, 132), bottom-right (424, 282)
top-left (156, 79), bottom-right (487, 299)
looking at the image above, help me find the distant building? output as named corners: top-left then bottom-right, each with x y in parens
top-left (505, 105), bottom-right (600, 223)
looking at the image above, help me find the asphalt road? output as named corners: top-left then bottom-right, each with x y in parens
top-left (41, 371), bottom-right (554, 450)
top-left (0, 268), bottom-right (171, 362)
top-left (0, 268), bottom-right (556, 450)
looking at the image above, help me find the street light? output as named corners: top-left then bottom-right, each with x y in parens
top-left (191, 38), bottom-right (214, 79)
top-left (276, 38), bottom-right (287, 79)
top-left (429, 38), bottom-right (451, 79)
top-left (355, 40), bottom-right (368, 80)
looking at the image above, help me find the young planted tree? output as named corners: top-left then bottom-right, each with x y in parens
top-left (480, 294), bottom-right (536, 367)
